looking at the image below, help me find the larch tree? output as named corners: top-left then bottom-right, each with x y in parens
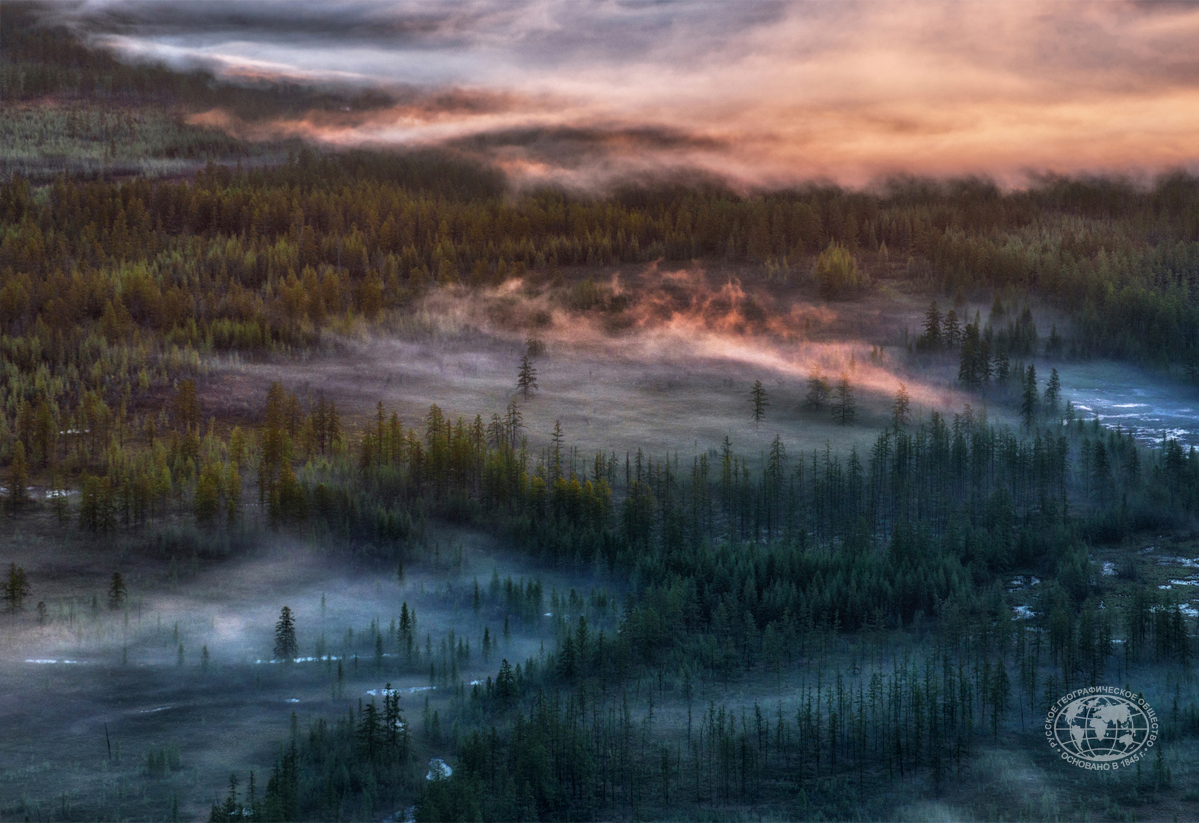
top-left (174, 378), bottom-right (200, 431)
top-left (814, 243), bottom-right (865, 298)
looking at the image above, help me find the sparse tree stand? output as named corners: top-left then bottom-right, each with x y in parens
top-left (832, 372), bottom-right (856, 426)
top-left (275, 606), bottom-right (297, 661)
top-left (749, 380), bottom-right (769, 429)
top-left (108, 572), bottom-right (127, 610)
top-left (516, 354), bottom-right (539, 398)
top-left (3, 563), bottom-right (30, 613)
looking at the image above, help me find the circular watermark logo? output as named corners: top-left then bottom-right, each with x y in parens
top-left (1045, 687), bottom-right (1158, 770)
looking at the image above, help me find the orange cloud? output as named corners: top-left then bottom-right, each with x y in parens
top-left (73, 0), bottom-right (1199, 187)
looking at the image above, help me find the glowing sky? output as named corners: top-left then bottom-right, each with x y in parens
top-left (55, 0), bottom-right (1199, 187)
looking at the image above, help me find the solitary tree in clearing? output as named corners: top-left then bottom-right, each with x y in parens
top-left (750, 380), bottom-right (769, 429)
top-left (274, 606), bottom-right (297, 661)
top-left (517, 355), bottom-right (539, 398)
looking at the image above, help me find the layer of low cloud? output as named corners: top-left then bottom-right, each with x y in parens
top-left (51, 0), bottom-right (1199, 188)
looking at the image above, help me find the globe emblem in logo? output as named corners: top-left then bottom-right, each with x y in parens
top-left (1051, 694), bottom-right (1152, 763)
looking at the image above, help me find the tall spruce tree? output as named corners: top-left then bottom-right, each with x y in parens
top-left (891, 383), bottom-right (911, 432)
top-left (832, 373), bottom-right (856, 426)
top-left (920, 300), bottom-right (942, 350)
top-left (516, 355), bottom-right (538, 398)
top-left (1020, 364), bottom-right (1039, 430)
top-left (275, 606), bottom-right (298, 661)
top-left (750, 380), bottom-right (769, 428)
top-left (108, 572), bottom-right (126, 609)
top-left (1044, 368), bottom-right (1062, 418)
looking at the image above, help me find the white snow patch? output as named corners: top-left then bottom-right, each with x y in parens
top-left (384, 805), bottom-right (417, 823)
top-left (426, 758), bottom-right (452, 780)
top-left (1013, 605), bottom-right (1036, 620)
top-left (366, 686), bottom-right (435, 696)
top-left (1102, 562), bottom-right (1117, 577)
top-left (1157, 557), bottom-right (1199, 568)
top-left (254, 655), bottom-right (341, 665)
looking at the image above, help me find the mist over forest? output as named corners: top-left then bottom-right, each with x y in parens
top-left (3, 3), bottom-right (1199, 822)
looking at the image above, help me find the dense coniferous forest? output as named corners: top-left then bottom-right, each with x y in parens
top-left (3, 7), bottom-right (1199, 822)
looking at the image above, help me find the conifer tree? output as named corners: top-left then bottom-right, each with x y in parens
top-left (921, 300), bottom-right (942, 349)
top-left (891, 383), bottom-right (911, 432)
top-left (275, 606), bottom-right (298, 661)
top-left (3, 563), bottom-right (30, 613)
top-left (516, 355), bottom-right (538, 398)
top-left (1044, 368), bottom-right (1061, 419)
top-left (174, 378), bottom-right (200, 431)
top-left (832, 373), bottom-right (856, 426)
top-left (943, 309), bottom-right (961, 348)
top-left (750, 380), bottom-right (769, 429)
top-left (804, 368), bottom-right (830, 410)
top-left (6, 441), bottom-right (28, 515)
top-left (1020, 364), bottom-right (1039, 430)
top-left (108, 571), bottom-right (126, 609)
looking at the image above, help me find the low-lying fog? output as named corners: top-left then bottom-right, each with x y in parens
top-left (210, 267), bottom-right (991, 464)
top-left (0, 525), bottom-right (616, 820)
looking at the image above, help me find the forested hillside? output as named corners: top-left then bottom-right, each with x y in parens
top-left (3, 6), bottom-right (1199, 822)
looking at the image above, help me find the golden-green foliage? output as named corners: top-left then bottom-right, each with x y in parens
top-left (814, 241), bottom-right (866, 297)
